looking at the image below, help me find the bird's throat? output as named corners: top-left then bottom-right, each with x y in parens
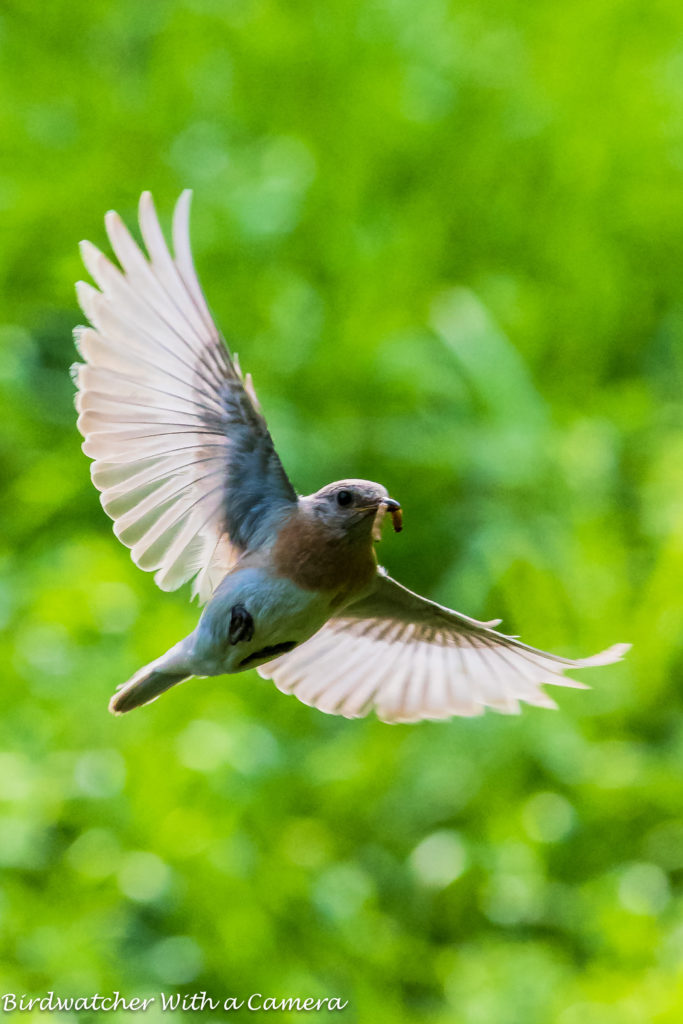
top-left (272, 510), bottom-right (377, 598)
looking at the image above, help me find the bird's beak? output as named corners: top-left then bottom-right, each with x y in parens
top-left (381, 497), bottom-right (403, 532)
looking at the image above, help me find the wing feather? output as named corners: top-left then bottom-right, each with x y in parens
top-left (258, 572), bottom-right (630, 722)
top-left (74, 191), bottom-right (297, 602)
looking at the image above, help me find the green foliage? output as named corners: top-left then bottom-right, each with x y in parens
top-left (1, 0), bottom-right (682, 1020)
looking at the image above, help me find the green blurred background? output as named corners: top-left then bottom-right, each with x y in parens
top-left (1, 0), bottom-right (682, 1020)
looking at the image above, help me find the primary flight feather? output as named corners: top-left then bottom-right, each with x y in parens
top-left (73, 192), bottom-right (629, 721)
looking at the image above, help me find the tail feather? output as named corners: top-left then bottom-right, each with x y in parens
top-left (109, 664), bottom-right (191, 714)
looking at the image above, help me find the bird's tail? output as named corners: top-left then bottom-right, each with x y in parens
top-left (109, 644), bottom-right (193, 715)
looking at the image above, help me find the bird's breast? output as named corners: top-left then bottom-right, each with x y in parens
top-left (272, 513), bottom-right (377, 600)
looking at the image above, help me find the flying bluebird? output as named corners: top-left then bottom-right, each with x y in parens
top-left (73, 192), bottom-right (629, 721)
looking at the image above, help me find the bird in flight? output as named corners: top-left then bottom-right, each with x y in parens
top-left (73, 192), bottom-right (629, 721)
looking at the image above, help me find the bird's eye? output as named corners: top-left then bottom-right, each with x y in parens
top-left (336, 489), bottom-right (353, 507)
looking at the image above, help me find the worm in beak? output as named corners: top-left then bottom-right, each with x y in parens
top-left (382, 497), bottom-right (402, 533)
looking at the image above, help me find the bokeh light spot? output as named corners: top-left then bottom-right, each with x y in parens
top-left (409, 830), bottom-right (467, 888)
top-left (117, 851), bottom-right (171, 903)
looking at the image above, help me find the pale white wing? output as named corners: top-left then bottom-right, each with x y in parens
top-left (258, 572), bottom-right (630, 722)
top-left (74, 191), bottom-right (297, 603)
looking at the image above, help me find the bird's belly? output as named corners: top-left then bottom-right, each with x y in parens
top-left (192, 568), bottom-right (332, 676)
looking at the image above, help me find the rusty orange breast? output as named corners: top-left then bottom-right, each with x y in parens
top-left (272, 509), bottom-right (377, 596)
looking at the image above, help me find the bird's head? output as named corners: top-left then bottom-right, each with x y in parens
top-left (303, 479), bottom-right (402, 541)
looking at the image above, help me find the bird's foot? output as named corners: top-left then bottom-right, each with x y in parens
top-left (229, 604), bottom-right (254, 645)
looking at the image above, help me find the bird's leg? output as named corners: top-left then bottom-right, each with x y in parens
top-left (229, 604), bottom-right (254, 645)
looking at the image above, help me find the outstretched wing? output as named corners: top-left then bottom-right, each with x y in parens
top-left (258, 572), bottom-right (630, 722)
top-left (73, 191), bottom-right (297, 603)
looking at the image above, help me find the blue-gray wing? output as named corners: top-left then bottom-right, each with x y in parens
top-left (73, 191), bottom-right (297, 603)
top-left (258, 571), bottom-right (630, 721)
